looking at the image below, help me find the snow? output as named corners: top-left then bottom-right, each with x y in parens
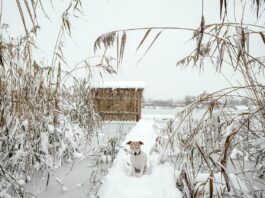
top-left (195, 172), bottom-right (250, 197)
top-left (20, 107), bottom-right (260, 197)
top-left (99, 164), bottom-right (181, 198)
top-left (0, 192), bottom-right (11, 198)
top-left (24, 122), bottom-right (136, 198)
top-left (91, 81), bottom-right (145, 89)
top-left (40, 132), bottom-right (49, 154)
top-left (230, 147), bottom-right (243, 159)
top-left (21, 119), bottom-right (28, 128)
top-left (55, 177), bottom-right (69, 192)
top-left (225, 121), bottom-right (235, 137)
top-left (98, 119), bottom-right (182, 198)
top-left (72, 152), bottom-right (84, 159)
top-left (252, 137), bottom-right (265, 150)
top-left (235, 105), bottom-right (248, 110)
top-left (19, 107), bottom-right (260, 197)
top-left (17, 179), bottom-right (26, 186)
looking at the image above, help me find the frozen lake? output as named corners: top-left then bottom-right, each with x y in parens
top-left (142, 106), bottom-right (182, 124)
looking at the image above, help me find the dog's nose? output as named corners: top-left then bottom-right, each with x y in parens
top-left (134, 152), bottom-right (137, 155)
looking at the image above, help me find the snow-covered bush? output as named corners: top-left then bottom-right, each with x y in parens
top-left (166, 93), bottom-right (265, 197)
top-left (0, 1), bottom-right (100, 197)
top-left (0, 62), bottom-right (99, 197)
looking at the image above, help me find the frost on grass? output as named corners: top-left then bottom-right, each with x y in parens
top-left (0, 78), bottom-right (99, 197)
top-left (163, 98), bottom-right (265, 197)
top-left (0, 1), bottom-right (100, 197)
top-left (195, 173), bottom-right (249, 197)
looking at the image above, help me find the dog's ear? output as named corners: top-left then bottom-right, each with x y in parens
top-left (126, 141), bottom-right (131, 145)
top-left (139, 141), bottom-right (144, 145)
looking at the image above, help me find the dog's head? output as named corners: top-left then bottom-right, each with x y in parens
top-left (126, 141), bottom-right (144, 156)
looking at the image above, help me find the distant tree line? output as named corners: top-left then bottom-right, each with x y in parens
top-left (143, 95), bottom-right (248, 108)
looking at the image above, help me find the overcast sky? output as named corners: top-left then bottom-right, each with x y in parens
top-left (3, 0), bottom-right (265, 100)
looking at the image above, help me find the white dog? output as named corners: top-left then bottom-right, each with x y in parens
top-left (126, 141), bottom-right (147, 177)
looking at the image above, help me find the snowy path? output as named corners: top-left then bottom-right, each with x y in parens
top-left (98, 119), bottom-right (182, 198)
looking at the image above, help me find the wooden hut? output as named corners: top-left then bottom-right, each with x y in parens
top-left (92, 81), bottom-right (145, 121)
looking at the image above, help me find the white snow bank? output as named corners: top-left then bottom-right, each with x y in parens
top-left (91, 81), bottom-right (145, 89)
top-left (0, 192), bottom-right (11, 198)
top-left (99, 164), bottom-right (181, 198)
top-left (230, 148), bottom-right (243, 159)
top-left (98, 120), bottom-right (182, 198)
top-left (40, 132), bottom-right (49, 154)
top-left (251, 137), bottom-right (265, 150)
top-left (195, 172), bottom-right (249, 197)
top-left (235, 105), bottom-right (248, 110)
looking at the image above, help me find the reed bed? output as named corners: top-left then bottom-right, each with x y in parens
top-left (163, 90), bottom-right (265, 197)
top-left (0, 37), bottom-right (99, 198)
top-left (0, 1), bottom-right (100, 197)
top-left (94, 0), bottom-right (265, 197)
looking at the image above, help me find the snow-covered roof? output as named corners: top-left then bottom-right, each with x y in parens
top-left (91, 81), bottom-right (145, 89)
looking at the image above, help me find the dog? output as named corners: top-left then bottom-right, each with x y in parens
top-left (126, 141), bottom-right (147, 177)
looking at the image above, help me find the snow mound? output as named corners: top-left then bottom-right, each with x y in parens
top-left (195, 172), bottom-right (249, 197)
top-left (91, 81), bottom-right (145, 89)
top-left (230, 148), bottom-right (243, 159)
top-left (98, 120), bottom-right (182, 198)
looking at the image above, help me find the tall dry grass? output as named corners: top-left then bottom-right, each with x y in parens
top-left (0, 1), bottom-right (100, 197)
top-left (94, 0), bottom-right (265, 197)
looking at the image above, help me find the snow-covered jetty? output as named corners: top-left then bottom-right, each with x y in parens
top-left (98, 119), bottom-right (182, 198)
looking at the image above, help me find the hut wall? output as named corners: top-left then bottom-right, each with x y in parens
top-left (92, 88), bottom-right (143, 121)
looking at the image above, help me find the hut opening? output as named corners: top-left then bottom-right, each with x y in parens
top-left (92, 81), bottom-right (145, 121)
